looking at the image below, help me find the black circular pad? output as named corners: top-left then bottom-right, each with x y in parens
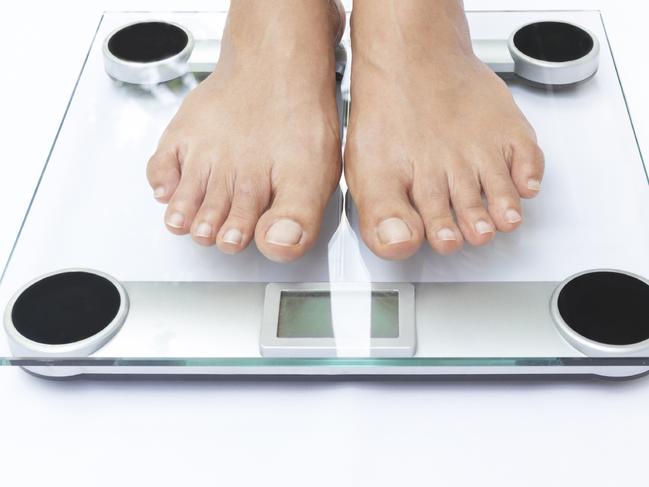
top-left (557, 271), bottom-right (649, 346)
top-left (11, 272), bottom-right (122, 345)
top-left (513, 21), bottom-right (594, 63)
top-left (107, 21), bottom-right (189, 63)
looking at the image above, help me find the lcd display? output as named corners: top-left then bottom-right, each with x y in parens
top-left (277, 291), bottom-right (399, 338)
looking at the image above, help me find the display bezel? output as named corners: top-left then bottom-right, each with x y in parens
top-left (261, 282), bottom-right (416, 358)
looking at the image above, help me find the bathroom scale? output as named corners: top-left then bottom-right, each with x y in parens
top-left (1, 10), bottom-right (648, 379)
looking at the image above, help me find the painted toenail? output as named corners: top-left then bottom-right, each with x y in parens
top-left (436, 228), bottom-right (457, 241)
top-left (195, 222), bottom-right (212, 238)
top-left (167, 212), bottom-right (185, 228)
top-left (527, 178), bottom-right (542, 191)
top-left (154, 186), bottom-right (166, 198)
top-left (505, 209), bottom-right (522, 224)
top-left (266, 219), bottom-right (303, 246)
top-left (378, 218), bottom-right (412, 245)
top-left (475, 220), bottom-right (494, 235)
top-left (222, 228), bottom-right (243, 245)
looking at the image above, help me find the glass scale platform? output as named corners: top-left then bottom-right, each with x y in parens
top-left (1, 10), bottom-right (648, 379)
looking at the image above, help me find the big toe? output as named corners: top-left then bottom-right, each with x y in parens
top-left (350, 177), bottom-right (424, 260)
top-left (255, 175), bottom-right (337, 263)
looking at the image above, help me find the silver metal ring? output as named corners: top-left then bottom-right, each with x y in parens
top-left (3, 268), bottom-right (129, 357)
top-left (102, 20), bottom-right (195, 85)
top-left (508, 21), bottom-right (600, 86)
top-left (550, 269), bottom-right (649, 357)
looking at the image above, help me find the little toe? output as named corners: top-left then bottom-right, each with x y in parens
top-left (255, 181), bottom-right (332, 263)
top-left (216, 175), bottom-right (270, 255)
top-left (480, 162), bottom-right (523, 233)
top-left (164, 165), bottom-right (208, 235)
top-left (352, 179), bottom-right (424, 260)
top-left (190, 176), bottom-right (231, 246)
top-left (449, 168), bottom-right (496, 246)
top-left (412, 174), bottom-right (463, 255)
top-left (509, 138), bottom-right (545, 199)
top-left (146, 147), bottom-right (181, 204)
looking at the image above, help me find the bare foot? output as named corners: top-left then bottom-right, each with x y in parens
top-left (146, 0), bottom-right (344, 262)
top-left (345, 0), bottom-right (545, 260)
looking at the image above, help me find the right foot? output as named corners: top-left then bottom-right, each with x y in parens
top-left (146, 0), bottom-right (344, 262)
top-left (345, 0), bottom-right (545, 260)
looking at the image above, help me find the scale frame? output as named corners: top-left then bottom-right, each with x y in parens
top-left (1, 10), bottom-right (649, 380)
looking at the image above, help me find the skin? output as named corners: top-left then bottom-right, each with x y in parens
top-left (345, 0), bottom-right (545, 259)
top-left (148, 0), bottom-right (545, 262)
top-left (146, 0), bottom-right (343, 263)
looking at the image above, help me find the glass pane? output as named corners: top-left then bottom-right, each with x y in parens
top-left (1, 10), bottom-right (648, 378)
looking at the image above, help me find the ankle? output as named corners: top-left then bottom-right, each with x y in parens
top-left (223, 0), bottom-right (343, 56)
top-left (351, 0), bottom-right (472, 60)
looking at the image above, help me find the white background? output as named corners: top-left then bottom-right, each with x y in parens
top-left (1, 1), bottom-right (648, 485)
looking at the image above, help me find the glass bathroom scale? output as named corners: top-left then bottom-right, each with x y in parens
top-left (1, 10), bottom-right (648, 379)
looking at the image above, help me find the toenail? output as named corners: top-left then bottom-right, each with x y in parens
top-left (377, 218), bottom-right (412, 245)
top-left (153, 186), bottom-right (166, 198)
top-left (475, 220), bottom-right (494, 235)
top-left (222, 228), bottom-right (243, 245)
top-left (167, 212), bottom-right (185, 229)
top-left (436, 228), bottom-right (457, 241)
top-left (195, 222), bottom-right (213, 238)
top-left (527, 178), bottom-right (542, 191)
top-left (265, 219), bottom-right (303, 246)
top-left (504, 209), bottom-right (522, 224)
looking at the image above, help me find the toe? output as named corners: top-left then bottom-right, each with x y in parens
top-left (255, 177), bottom-right (333, 263)
top-left (509, 138), bottom-right (545, 199)
top-left (448, 165), bottom-right (496, 246)
top-left (164, 163), bottom-right (208, 235)
top-left (480, 160), bottom-right (523, 233)
top-left (146, 146), bottom-right (181, 204)
top-left (216, 174), bottom-right (270, 255)
top-left (190, 174), bottom-right (231, 246)
top-left (351, 176), bottom-right (424, 260)
top-left (412, 169), bottom-right (463, 255)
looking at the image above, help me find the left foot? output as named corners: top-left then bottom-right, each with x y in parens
top-left (146, 0), bottom-right (345, 263)
top-left (345, 0), bottom-right (545, 260)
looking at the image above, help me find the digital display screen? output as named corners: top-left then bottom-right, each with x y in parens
top-left (277, 291), bottom-right (399, 338)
